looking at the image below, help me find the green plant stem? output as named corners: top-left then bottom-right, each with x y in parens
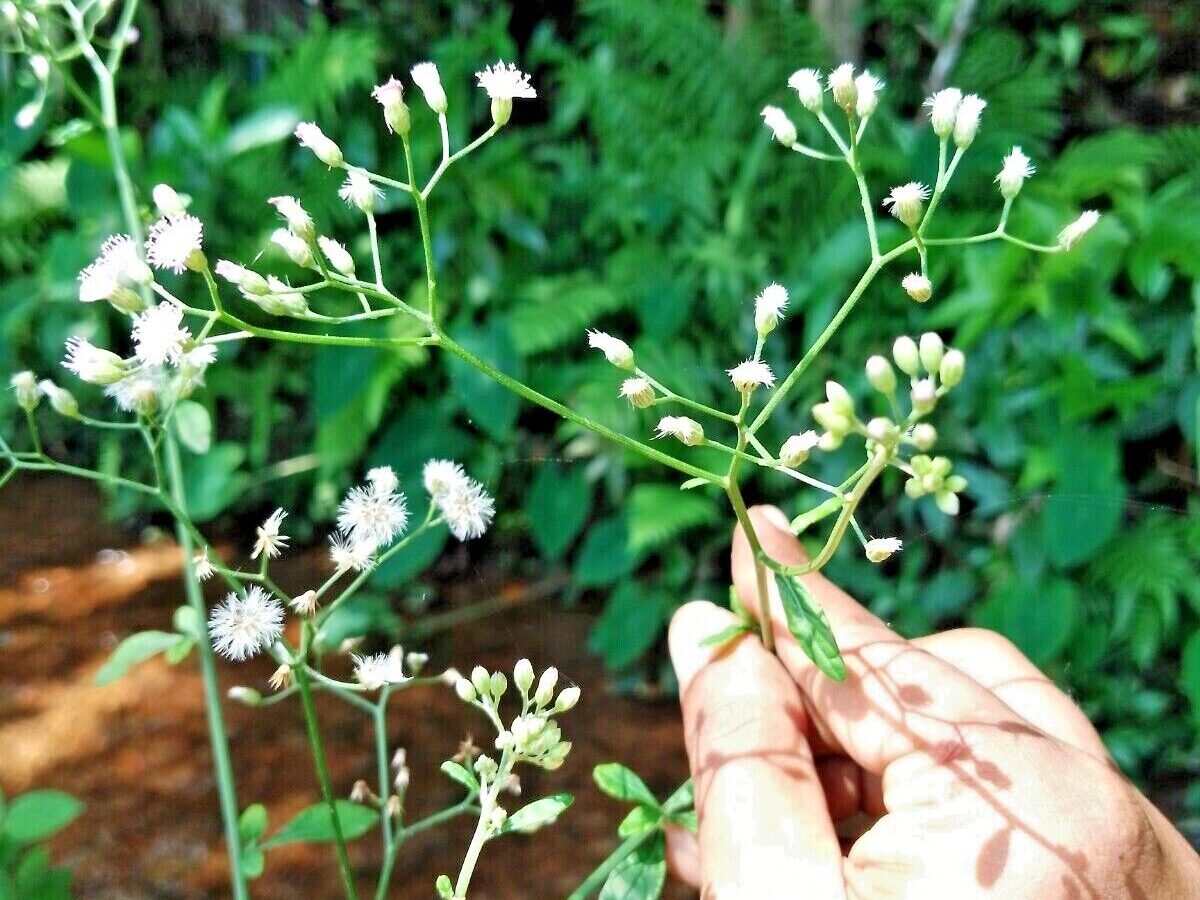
top-left (726, 393), bottom-right (774, 652)
top-left (372, 692), bottom-right (396, 900)
top-left (294, 631), bottom-right (360, 900)
top-left (162, 434), bottom-right (249, 900)
top-left (564, 830), bottom-right (656, 900)
top-left (401, 135), bottom-right (438, 322)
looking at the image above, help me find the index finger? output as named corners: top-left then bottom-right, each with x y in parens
top-left (732, 506), bottom-right (1033, 779)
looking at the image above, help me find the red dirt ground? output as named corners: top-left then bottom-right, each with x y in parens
top-left (0, 475), bottom-right (695, 898)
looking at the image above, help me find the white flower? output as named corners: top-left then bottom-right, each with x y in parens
top-left (901, 272), bottom-right (932, 302)
top-left (338, 481), bottom-right (409, 548)
top-left (367, 466), bottom-right (399, 495)
top-left (475, 61), bottom-right (537, 100)
top-left (883, 182), bottom-right (930, 228)
top-left (252, 507), bottom-right (289, 560)
top-left (754, 283), bottom-right (788, 334)
top-left (104, 367), bottom-right (166, 415)
top-left (193, 548), bottom-right (216, 581)
top-left (353, 650), bottom-right (409, 690)
top-left (268, 196), bottom-right (315, 240)
top-left (953, 94), bottom-right (986, 148)
top-left (760, 105), bottom-right (797, 146)
top-left (63, 337), bottom-right (127, 385)
top-left (865, 537), bottom-right (902, 563)
top-left (1058, 210), bottom-right (1100, 250)
top-left (339, 168), bottom-right (382, 213)
top-left (145, 214), bottom-right (204, 274)
top-left (329, 534), bottom-right (377, 572)
top-left (996, 147), bottom-right (1035, 199)
top-left (318, 237), bottom-right (355, 276)
top-left (152, 183), bottom-right (187, 218)
top-left (828, 63), bottom-right (857, 110)
top-left (727, 359), bottom-right (775, 392)
top-left (10, 371), bottom-right (38, 411)
top-left (586, 330), bottom-right (634, 369)
top-left (372, 76), bottom-right (410, 135)
top-left (208, 586), bottom-right (285, 661)
top-left (271, 229), bottom-right (313, 268)
top-left (131, 302), bottom-right (191, 366)
top-left (410, 61), bottom-right (447, 113)
top-left (436, 477), bottom-right (495, 541)
top-left (655, 415), bottom-right (704, 446)
top-left (290, 590), bottom-right (319, 617)
top-left (215, 259), bottom-right (270, 295)
top-left (294, 121), bottom-right (343, 167)
top-left (788, 68), bottom-right (823, 112)
top-left (619, 377), bottom-right (655, 409)
top-left (924, 87), bottom-right (962, 139)
top-left (779, 431), bottom-right (819, 467)
top-left (854, 71), bottom-right (884, 117)
top-left (179, 343), bottom-right (217, 395)
top-left (78, 235), bottom-right (151, 311)
top-left (423, 459), bottom-right (469, 500)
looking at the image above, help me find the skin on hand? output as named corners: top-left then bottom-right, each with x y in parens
top-left (667, 505), bottom-right (1200, 899)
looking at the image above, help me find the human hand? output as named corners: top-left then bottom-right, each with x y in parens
top-left (665, 506), bottom-right (1200, 899)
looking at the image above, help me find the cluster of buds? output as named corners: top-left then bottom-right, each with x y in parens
top-left (762, 63), bottom-right (885, 151)
top-left (905, 454), bottom-right (968, 515)
top-left (455, 659), bottom-right (578, 772)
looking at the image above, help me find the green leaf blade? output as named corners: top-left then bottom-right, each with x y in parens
top-left (774, 574), bottom-right (846, 681)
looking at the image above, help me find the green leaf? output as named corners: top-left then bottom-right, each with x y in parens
top-left (2, 791), bottom-right (83, 844)
top-left (500, 793), bottom-right (573, 835)
top-left (440, 761), bottom-right (479, 793)
top-left (172, 605), bottom-right (204, 641)
top-left (600, 830), bottom-right (666, 900)
top-left (1040, 429), bottom-right (1125, 568)
top-left (181, 442), bottom-right (246, 522)
top-left (445, 323), bottom-right (522, 440)
top-left (699, 622), bottom-right (753, 648)
top-left (588, 582), bottom-right (670, 671)
top-left (238, 804), bottom-right (268, 844)
top-left (94, 631), bottom-right (184, 686)
top-left (526, 462), bottom-right (592, 560)
top-left (220, 105), bottom-right (301, 157)
top-left (592, 764), bottom-right (659, 808)
top-left (262, 801), bottom-right (377, 848)
top-left (574, 516), bottom-right (639, 587)
top-left (241, 846), bottom-right (265, 880)
top-left (1180, 631), bottom-right (1200, 727)
top-left (626, 485), bottom-right (718, 554)
top-left (173, 400), bottom-right (212, 454)
top-left (617, 805), bottom-right (660, 838)
top-left (435, 874), bottom-right (453, 899)
top-left (774, 574), bottom-right (845, 681)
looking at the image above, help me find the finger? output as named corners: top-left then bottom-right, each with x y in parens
top-left (664, 824), bottom-right (701, 889)
top-left (732, 507), bottom-right (1034, 780)
top-left (913, 628), bottom-right (1109, 759)
top-left (815, 756), bottom-right (861, 822)
top-left (669, 600), bottom-right (846, 898)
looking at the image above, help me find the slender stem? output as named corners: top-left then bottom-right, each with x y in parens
top-left (367, 214), bottom-right (385, 290)
top-left (726, 393), bottom-right (774, 652)
top-left (637, 368), bottom-right (737, 422)
top-left (294, 639), bottom-right (360, 900)
top-left (401, 135), bottom-right (438, 323)
top-left (162, 434), bottom-right (249, 900)
top-left (373, 692), bottom-right (396, 900)
top-left (565, 831), bottom-right (656, 900)
top-left (423, 124), bottom-right (501, 198)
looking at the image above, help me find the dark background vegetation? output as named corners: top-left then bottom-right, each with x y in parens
top-left (2, 0), bottom-right (1199, 886)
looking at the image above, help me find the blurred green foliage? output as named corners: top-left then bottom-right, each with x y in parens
top-left (2, 0), bottom-right (1199, 827)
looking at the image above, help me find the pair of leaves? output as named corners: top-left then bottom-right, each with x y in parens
top-left (94, 606), bottom-right (202, 686)
top-left (237, 804), bottom-right (268, 879)
top-left (592, 765), bottom-right (696, 900)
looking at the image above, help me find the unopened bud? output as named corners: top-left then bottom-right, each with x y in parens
top-left (911, 378), bottom-right (937, 414)
top-left (902, 273), bottom-right (932, 303)
top-left (939, 348), bottom-right (965, 388)
top-left (554, 685), bottom-right (581, 713)
top-left (909, 423), bottom-right (937, 451)
top-left (227, 686), bottom-right (262, 706)
top-left (534, 667), bottom-right (558, 707)
top-left (892, 336), bottom-right (920, 377)
top-left (779, 431), bottom-right (819, 468)
top-left (918, 333), bottom-right (945, 374)
top-left (152, 183), bottom-right (187, 218)
top-left (514, 658), bottom-right (534, 694)
top-left (11, 371), bottom-right (39, 412)
top-left (38, 380), bottom-right (78, 418)
top-left (865, 355), bottom-right (896, 394)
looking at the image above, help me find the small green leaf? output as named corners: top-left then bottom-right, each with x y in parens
top-left (592, 764), bottom-right (659, 808)
top-left (173, 605), bottom-right (204, 640)
top-left (678, 477), bottom-right (708, 490)
top-left (699, 622), bottom-right (753, 648)
top-left (617, 805), bottom-right (660, 838)
top-left (435, 874), bottom-right (454, 899)
top-left (173, 400), bottom-right (212, 454)
top-left (500, 793), bottom-right (573, 835)
top-left (262, 801), bottom-right (376, 848)
top-left (2, 791), bottom-right (83, 844)
top-left (94, 631), bottom-right (182, 686)
top-left (662, 780), bottom-right (693, 815)
top-left (238, 804), bottom-right (268, 844)
top-left (774, 574), bottom-right (845, 681)
top-left (163, 638), bottom-right (195, 665)
top-left (600, 830), bottom-right (666, 900)
top-left (241, 846), bottom-right (265, 879)
top-left (440, 761), bottom-right (479, 793)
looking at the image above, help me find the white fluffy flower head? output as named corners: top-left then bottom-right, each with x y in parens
top-left (294, 122), bottom-right (343, 167)
top-left (423, 459), bottom-right (469, 500)
top-left (996, 147), bottom-right (1035, 199)
top-left (655, 416), bottom-right (704, 447)
top-left (476, 61), bottom-right (536, 100)
top-left (854, 71), bottom-right (884, 117)
top-left (104, 367), bottom-right (167, 415)
top-left (788, 68), bottom-right (823, 112)
top-left (760, 105), bottom-right (797, 147)
top-left (367, 466), bottom-right (399, 495)
top-left (318, 237), bottom-right (355, 276)
top-left (865, 537), bottom-right (903, 563)
top-left (329, 534), bottom-right (376, 573)
top-left (410, 62), bottom-right (447, 113)
top-left (252, 507), bottom-right (289, 560)
top-left (587, 330), bottom-right (634, 370)
top-left (353, 650), bottom-right (409, 691)
top-left (780, 430), bottom-right (820, 467)
top-left (828, 63), bottom-right (857, 110)
top-left (131, 302), bottom-right (191, 366)
top-left (727, 359), bottom-right (775, 393)
top-left (953, 94), bottom-right (987, 148)
top-left (339, 169), bottom-right (382, 213)
top-left (208, 586), bottom-right (285, 661)
top-left (268, 195), bottom-right (314, 239)
top-left (924, 88), bottom-right (963, 138)
top-left (145, 214), bottom-right (205, 274)
top-left (1058, 210), bottom-right (1100, 250)
top-left (338, 480), bottom-right (409, 548)
top-left (754, 283), bottom-right (789, 334)
top-left (883, 182), bottom-right (930, 228)
top-left (63, 337), bottom-right (127, 385)
top-left (902, 272), bottom-right (932, 303)
top-left (619, 376), bottom-right (655, 409)
top-left (436, 477), bottom-right (496, 541)
top-left (79, 234), bottom-right (151, 308)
